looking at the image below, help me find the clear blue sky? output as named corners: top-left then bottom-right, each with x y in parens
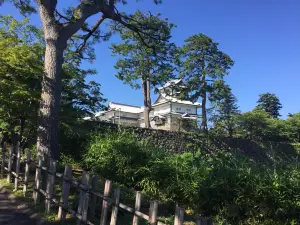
top-left (1, 0), bottom-right (299, 117)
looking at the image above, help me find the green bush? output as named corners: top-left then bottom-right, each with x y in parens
top-left (83, 131), bottom-right (170, 195)
top-left (83, 131), bottom-right (300, 224)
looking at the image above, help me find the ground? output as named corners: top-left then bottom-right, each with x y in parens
top-left (0, 185), bottom-right (46, 225)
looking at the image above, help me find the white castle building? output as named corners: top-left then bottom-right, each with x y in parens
top-left (88, 79), bottom-right (201, 131)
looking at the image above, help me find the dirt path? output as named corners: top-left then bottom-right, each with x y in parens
top-left (0, 186), bottom-right (46, 225)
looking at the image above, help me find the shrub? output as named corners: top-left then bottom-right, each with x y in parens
top-left (83, 131), bottom-right (300, 224)
top-left (83, 131), bottom-right (170, 195)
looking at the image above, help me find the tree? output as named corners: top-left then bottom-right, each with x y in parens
top-left (209, 81), bottom-right (239, 137)
top-left (256, 93), bottom-right (282, 118)
top-left (180, 33), bottom-right (234, 131)
top-left (0, 16), bottom-right (105, 152)
top-left (286, 113), bottom-right (300, 142)
top-left (0, 16), bottom-right (43, 148)
top-left (2, 0), bottom-right (163, 159)
top-left (237, 110), bottom-right (271, 140)
top-left (235, 109), bottom-right (288, 142)
top-left (111, 11), bottom-right (175, 128)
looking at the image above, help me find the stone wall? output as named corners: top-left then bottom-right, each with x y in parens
top-left (88, 121), bottom-right (299, 163)
top-left (89, 121), bottom-right (205, 153)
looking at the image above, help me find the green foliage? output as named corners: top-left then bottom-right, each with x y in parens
top-left (235, 109), bottom-right (294, 142)
top-left (0, 16), bottom-right (43, 147)
top-left (84, 131), bottom-right (169, 196)
top-left (237, 110), bottom-right (272, 140)
top-left (111, 10), bottom-right (175, 90)
top-left (180, 33), bottom-right (234, 101)
top-left (0, 16), bottom-right (105, 150)
top-left (179, 33), bottom-right (234, 130)
top-left (285, 113), bottom-right (300, 142)
top-left (209, 80), bottom-right (240, 137)
top-left (83, 131), bottom-right (300, 224)
top-left (256, 93), bottom-right (282, 118)
top-left (0, 0), bottom-right (36, 15)
top-left (111, 10), bottom-right (176, 126)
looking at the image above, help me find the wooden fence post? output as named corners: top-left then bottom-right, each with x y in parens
top-left (100, 179), bottom-right (112, 225)
top-left (77, 170), bottom-right (88, 225)
top-left (88, 175), bottom-right (98, 220)
top-left (14, 144), bottom-right (21, 190)
top-left (34, 154), bottom-right (43, 204)
top-left (58, 165), bottom-right (72, 221)
top-left (132, 191), bottom-right (142, 225)
top-left (1, 143), bottom-right (5, 179)
top-left (81, 173), bottom-right (90, 224)
top-left (174, 205), bottom-right (184, 225)
top-left (148, 200), bottom-right (158, 225)
top-left (45, 158), bottom-right (57, 213)
top-left (7, 145), bottom-right (13, 183)
top-left (23, 152), bottom-right (31, 196)
top-left (110, 187), bottom-right (121, 225)
top-left (45, 159), bottom-right (57, 213)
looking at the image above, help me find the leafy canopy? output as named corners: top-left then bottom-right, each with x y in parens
top-left (0, 16), bottom-right (105, 146)
top-left (209, 80), bottom-right (240, 136)
top-left (256, 92), bottom-right (282, 118)
top-left (180, 33), bottom-right (234, 102)
top-left (111, 10), bottom-right (176, 90)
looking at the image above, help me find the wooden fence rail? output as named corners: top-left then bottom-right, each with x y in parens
top-left (0, 144), bottom-right (212, 225)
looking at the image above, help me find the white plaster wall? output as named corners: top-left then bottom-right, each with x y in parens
top-left (171, 103), bottom-right (197, 114)
top-left (153, 103), bottom-right (171, 115)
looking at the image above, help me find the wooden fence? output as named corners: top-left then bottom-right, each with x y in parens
top-left (0, 144), bottom-right (212, 225)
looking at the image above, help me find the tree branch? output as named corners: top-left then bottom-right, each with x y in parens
top-left (35, 0), bottom-right (57, 15)
top-left (62, 1), bottom-right (103, 41)
top-left (76, 14), bottom-right (106, 53)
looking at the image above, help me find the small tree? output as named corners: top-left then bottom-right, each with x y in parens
top-left (237, 110), bottom-right (272, 141)
top-left (180, 33), bottom-right (234, 131)
top-left (256, 93), bottom-right (282, 118)
top-left (0, 16), bottom-right (43, 147)
top-left (286, 113), bottom-right (300, 142)
top-left (111, 11), bottom-right (175, 128)
top-left (209, 81), bottom-right (240, 137)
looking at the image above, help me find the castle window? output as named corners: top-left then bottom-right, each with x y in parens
top-left (176, 107), bottom-right (181, 111)
top-left (186, 108), bottom-right (191, 112)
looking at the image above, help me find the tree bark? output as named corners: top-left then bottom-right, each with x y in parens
top-left (228, 125), bottom-right (233, 138)
top-left (37, 40), bottom-right (65, 160)
top-left (142, 79), bottom-right (151, 128)
top-left (36, 3), bottom-right (66, 160)
top-left (201, 72), bottom-right (208, 131)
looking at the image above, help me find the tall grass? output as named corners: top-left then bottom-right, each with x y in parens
top-left (83, 132), bottom-right (300, 224)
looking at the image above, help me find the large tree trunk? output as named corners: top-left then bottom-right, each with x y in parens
top-left (142, 79), bottom-right (152, 128)
top-left (37, 41), bottom-right (64, 160)
top-left (37, 4), bottom-right (67, 160)
top-left (201, 73), bottom-right (208, 131)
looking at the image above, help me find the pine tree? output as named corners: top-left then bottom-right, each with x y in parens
top-left (179, 33), bottom-right (234, 131)
top-left (111, 11), bottom-right (176, 128)
top-left (256, 93), bottom-right (282, 118)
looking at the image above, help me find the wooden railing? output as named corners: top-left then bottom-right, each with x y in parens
top-left (0, 144), bottom-right (212, 225)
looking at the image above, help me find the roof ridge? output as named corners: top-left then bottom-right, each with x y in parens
top-left (110, 102), bottom-right (141, 108)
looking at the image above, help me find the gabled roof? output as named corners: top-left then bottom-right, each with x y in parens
top-left (154, 79), bottom-right (201, 107)
top-left (108, 102), bottom-right (143, 113)
top-left (158, 79), bottom-right (183, 89)
top-left (152, 94), bottom-right (201, 107)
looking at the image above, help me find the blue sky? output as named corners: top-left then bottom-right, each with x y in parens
top-left (1, 0), bottom-right (299, 117)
